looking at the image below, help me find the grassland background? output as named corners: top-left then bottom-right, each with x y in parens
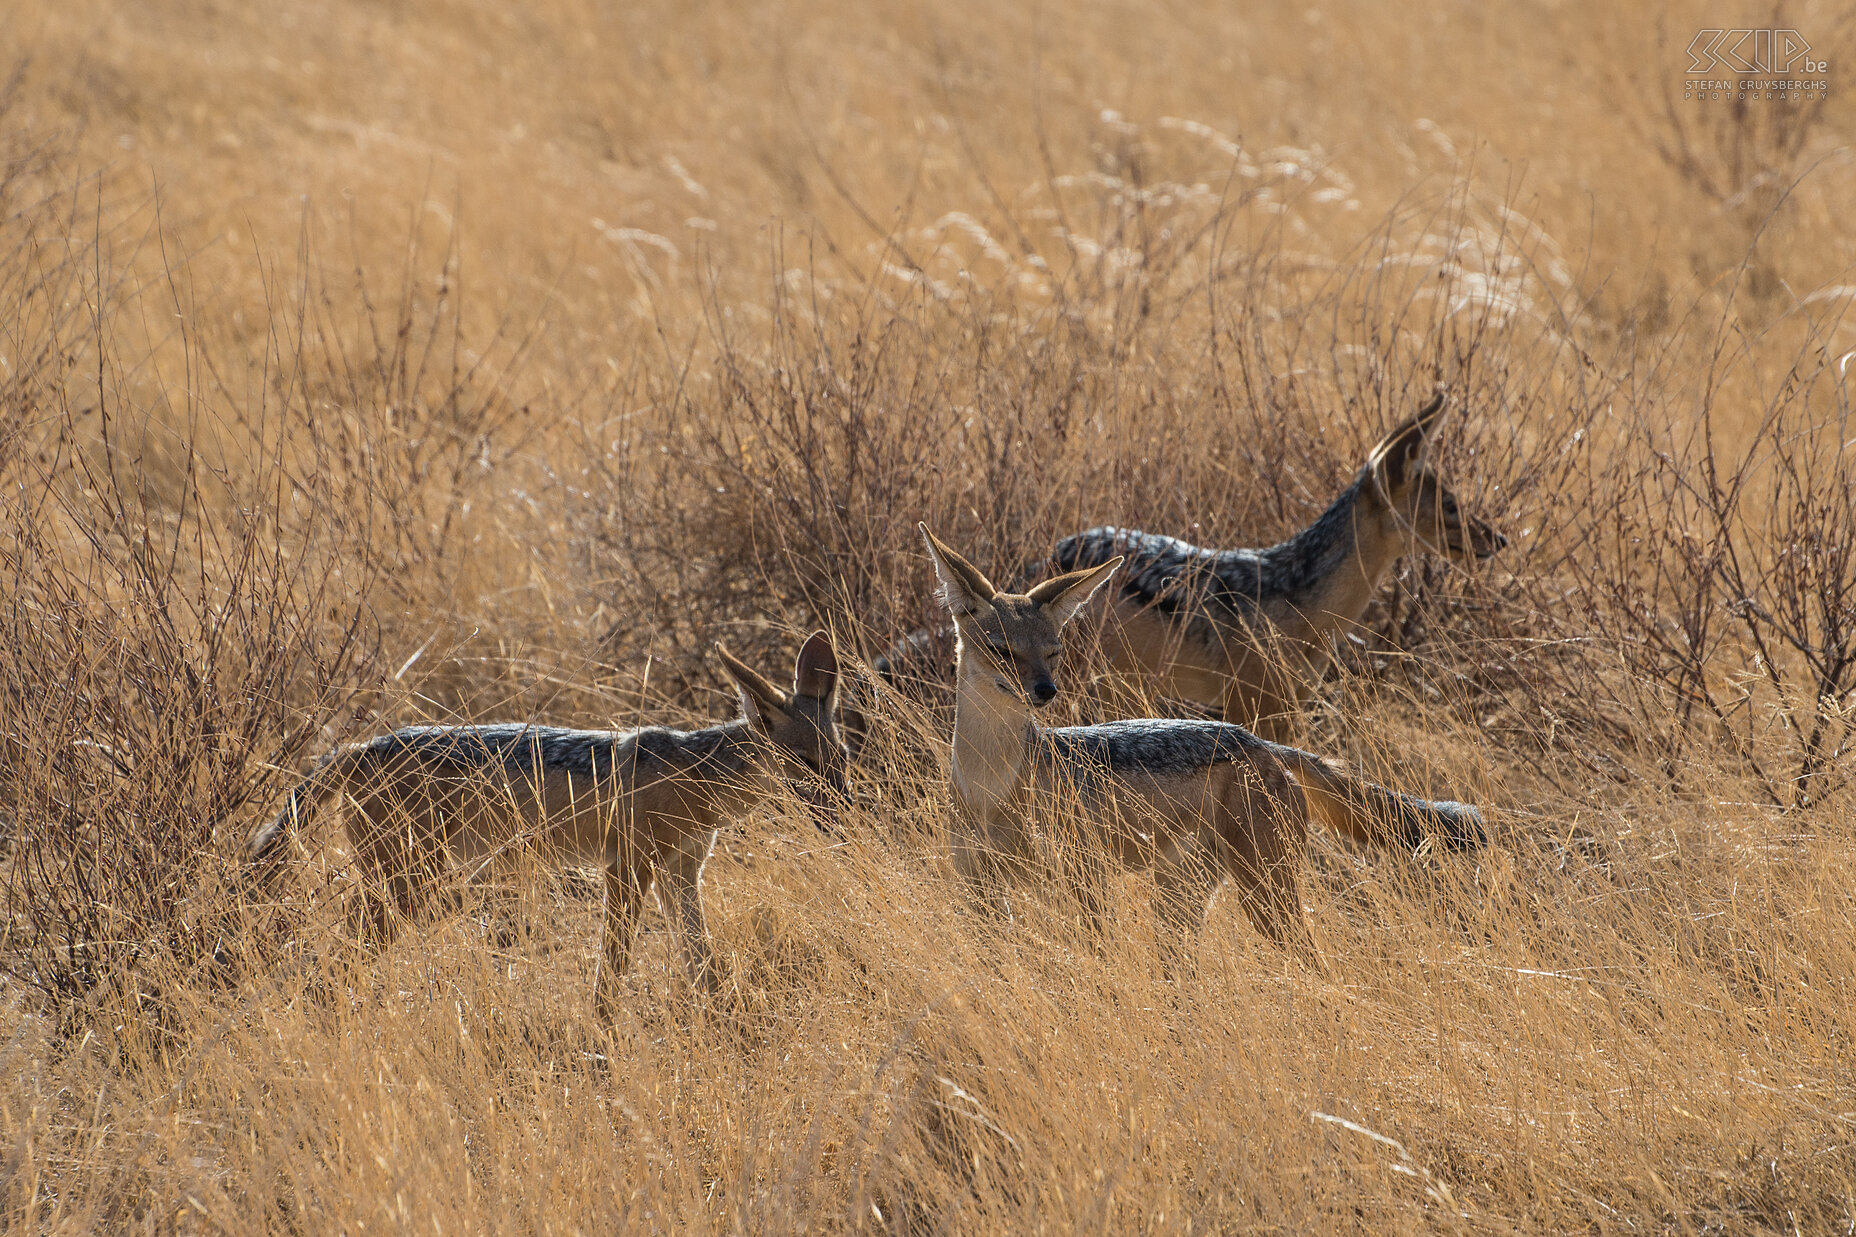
top-left (2, 0), bottom-right (1855, 1232)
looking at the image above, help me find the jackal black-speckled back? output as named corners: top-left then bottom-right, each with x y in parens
top-left (1049, 472), bottom-right (1372, 624)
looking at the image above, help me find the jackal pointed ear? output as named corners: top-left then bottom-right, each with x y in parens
top-left (1029, 556), bottom-right (1123, 629)
top-left (792, 630), bottom-right (841, 709)
top-left (1369, 391), bottom-right (1446, 491)
top-left (919, 523), bottom-right (998, 616)
top-left (715, 642), bottom-right (792, 729)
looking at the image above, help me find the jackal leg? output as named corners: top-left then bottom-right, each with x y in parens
top-left (655, 829), bottom-right (722, 994)
top-left (1223, 760), bottom-right (1321, 964)
top-left (952, 814), bottom-right (1037, 922)
top-left (455, 847), bottom-right (525, 951)
top-left (1055, 821), bottom-right (1117, 943)
top-left (1229, 850), bottom-right (1318, 963)
top-left (1071, 852), bottom-right (1116, 943)
top-left (1220, 675), bottom-right (1298, 745)
top-left (1152, 846), bottom-right (1221, 976)
top-left (348, 801), bottom-right (450, 948)
top-left (342, 804), bottom-right (398, 947)
top-left (594, 857), bottom-right (653, 1022)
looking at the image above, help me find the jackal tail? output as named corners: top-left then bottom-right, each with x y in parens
top-left (1270, 745), bottom-right (1486, 852)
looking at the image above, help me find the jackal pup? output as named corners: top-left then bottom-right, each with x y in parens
top-left (1049, 392), bottom-right (1505, 739)
top-left (921, 526), bottom-right (1483, 963)
top-left (246, 633), bottom-right (848, 1018)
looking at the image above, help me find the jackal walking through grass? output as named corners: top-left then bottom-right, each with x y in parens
top-left (1049, 392), bottom-right (1505, 739)
top-left (920, 526), bottom-right (1484, 965)
top-left (246, 634), bottom-right (849, 1018)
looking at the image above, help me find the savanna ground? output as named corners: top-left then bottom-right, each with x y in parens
top-left (2, 0), bottom-right (1855, 1231)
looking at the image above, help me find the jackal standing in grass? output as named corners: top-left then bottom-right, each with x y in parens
top-left (246, 634), bottom-right (849, 1018)
top-left (1048, 393), bottom-right (1505, 740)
top-left (920, 526), bottom-right (1484, 964)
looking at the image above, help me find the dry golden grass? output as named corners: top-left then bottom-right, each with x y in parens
top-left (3, 0), bottom-right (1856, 1231)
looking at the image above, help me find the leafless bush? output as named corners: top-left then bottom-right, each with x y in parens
top-left (1497, 287), bottom-right (1856, 806)
top-left (0, 169), bottom-right (524, 1031)
top-left (287, 226), bottom-right (541, 610)
top-left (1709, 364), bottom-right (1856, 805)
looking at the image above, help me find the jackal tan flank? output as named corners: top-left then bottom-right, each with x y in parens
top-left (246, 633), bottom-right (849, 1019)
top-left (920, 525), bottom-right (1484, 965)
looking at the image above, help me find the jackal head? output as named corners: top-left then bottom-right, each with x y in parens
top-left (1366, 393), bottom-right (1506, 564)
top-left (919, 525), bottom-right (1122, 710)
top-left (715, 632), bottom-right (850, 829)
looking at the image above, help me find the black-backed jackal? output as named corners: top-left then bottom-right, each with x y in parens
top-left (245, 634), bottom-right (848, 1019)
top-left (920, 526), bottom-right (1483, 963)
top-left (1049, 393), bottom-right (1505, 739)
top-left (880, 394), bottom-right (1505, 745)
